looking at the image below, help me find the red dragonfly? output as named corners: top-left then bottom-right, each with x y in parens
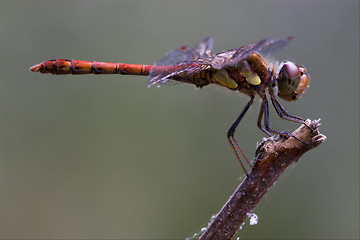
top-left (30, 36), bottom-right (309, 174)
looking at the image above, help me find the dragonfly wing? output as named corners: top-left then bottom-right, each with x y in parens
top-left (155, 46), bottom-right (197, 66)
top-left (147, 64), bottom-right (189, 87)
top-left (257, 36), bottom-right (293, 55)
top-left (193, 37), bottom-right (214, 57)
top-left (211, 39), bottom-right (267, 69)
top-left (148, 37), bottom-right (214, 87)
top-left (147, 62), bottom-right (210, 88)
top-left (154, 37), bottom-right (214, 66)
top-left (147, 70), bottom-right (183, 87)
top-left (149, 45), bottom-right (198, 86)
top-left (211, 36), bottom-right (293, 70)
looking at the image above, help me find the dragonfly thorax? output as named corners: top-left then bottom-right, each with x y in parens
top-left (211, 52), bottom-right (268, 91)
top-left (212, 69), bottom-right (239, 89)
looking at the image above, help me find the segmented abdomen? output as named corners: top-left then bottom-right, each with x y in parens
top-left (30, 59), bottom-right (154, 76)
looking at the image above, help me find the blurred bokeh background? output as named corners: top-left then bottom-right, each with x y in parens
top-left (0, 0), bottom-right (358, 239)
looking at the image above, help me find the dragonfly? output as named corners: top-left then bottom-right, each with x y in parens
top-left (30, 36), bottom-right (309, 174)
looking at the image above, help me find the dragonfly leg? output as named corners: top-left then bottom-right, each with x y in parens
top-left (269, 92), bottom-right (314, 131)
top-left (227, 95), bottom-right (255, 174)
top-left (256, 97), bottom-right (271, 137)
top-left (258, 95), bottom-right (306, 144)
top-left (269, 91), bottom-right (306, 121)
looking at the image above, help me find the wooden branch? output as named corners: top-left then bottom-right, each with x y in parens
top-left (198, 119), bottom-right (326, 240)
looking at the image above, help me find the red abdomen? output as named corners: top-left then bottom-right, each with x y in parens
top-left (30, 59), bottom-right (153, 76)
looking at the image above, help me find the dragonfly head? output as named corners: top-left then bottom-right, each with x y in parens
top-left (276, 61), bottom-right (309, 101)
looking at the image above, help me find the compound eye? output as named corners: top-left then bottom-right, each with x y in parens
top-left (283, 61), bottom-right (300, 80)
top-left (277, 61), bottom-right (305, 101)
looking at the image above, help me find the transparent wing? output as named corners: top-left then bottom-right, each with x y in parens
top-left (211, 36), bottom-right (293, 70)
top-left (147, 64), bottom-right (189, 87)
top-left (155, 46), bottom-right (197, 66)
top-left (154, 37), bottom-right (214, 66)
top-left (148, 37), bottom-right (214, 87)
top-left (147, 62), bottom-right (209, 88)
top-left (257, 36), bottom-right (293, 55)
top-left (193, 37), bottom-right (214, 57)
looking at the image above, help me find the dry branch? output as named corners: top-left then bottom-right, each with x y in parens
top-left (198, 119), bottom-right (326, 240)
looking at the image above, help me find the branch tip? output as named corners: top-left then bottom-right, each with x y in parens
top-left (199, 119), bottom-right (326, 240)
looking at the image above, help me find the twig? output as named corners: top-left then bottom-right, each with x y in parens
top-left (198, 119), bottom-right (326, 240)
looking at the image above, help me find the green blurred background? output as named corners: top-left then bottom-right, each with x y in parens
top-left (0, 0), bottom-right (358, 239)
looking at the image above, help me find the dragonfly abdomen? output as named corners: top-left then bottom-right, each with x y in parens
top-left (30, 59), bottom-right (154, 76)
